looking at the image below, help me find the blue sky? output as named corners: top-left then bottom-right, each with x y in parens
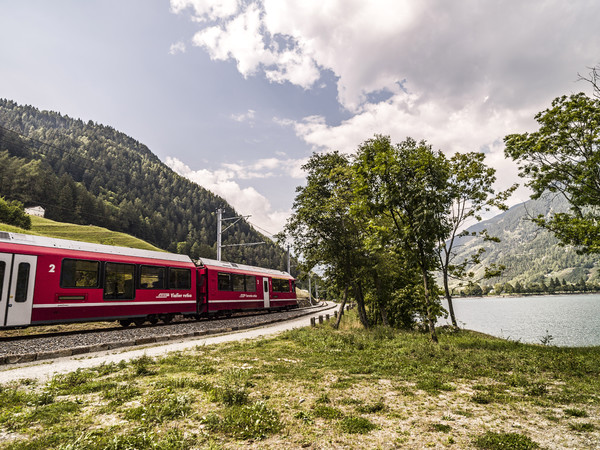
top-left (1, 0), bottom-right (599, 236)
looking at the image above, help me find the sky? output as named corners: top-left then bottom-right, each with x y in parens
top-left (1, 0), bottom-right (599, 238)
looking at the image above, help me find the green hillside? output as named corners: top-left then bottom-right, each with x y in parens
top-left (0, 99), bottom-right (291, 272)
top-left (0, 216), bottom-right (164, 251)
top-left (450, 192), bottom-right (600, 291)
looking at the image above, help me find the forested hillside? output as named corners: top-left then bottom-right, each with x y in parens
top-left (451, 192), bottom-right (600, 292)
top-left (0, 99), bottom-right (290, 272)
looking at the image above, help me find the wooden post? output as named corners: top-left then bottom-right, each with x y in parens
top-left (318, 315), bottom-right (323, 324)
top-left (310, 317), bottom-right (316, 327)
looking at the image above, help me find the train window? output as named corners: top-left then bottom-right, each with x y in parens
top-left (0, 261), bottom-right (5, 299)
top-left (61, 259), bottom-right (100, 288)
top-left (15, 263), bottom-right (30, 303)
top-left (169, 268), bottom-right (191, 290)
top-left (140, 265), bottom-right (166, 289)
top-left (245, 275), bottom-right (256, 292)
top-left (218, 272), bottom-right (231, 291)
top-left (232, 273), bottom-right (245, 291)
top-left (104, 263), bottom-right (135, 300)
top-left (272, 278), bottom-right (290, 293)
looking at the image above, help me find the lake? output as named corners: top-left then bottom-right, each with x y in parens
top-left (440, 293), bottom-right (600, 347)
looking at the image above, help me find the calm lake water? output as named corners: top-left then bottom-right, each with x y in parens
top-left (440, 293), bottom-right (600, 347)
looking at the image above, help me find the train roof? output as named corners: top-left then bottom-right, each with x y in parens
top-left (197, 257), bottom-right (294, 279)
top-left (0, 231), bottom-right (193, 264)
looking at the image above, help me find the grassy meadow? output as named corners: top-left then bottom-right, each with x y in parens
top-left (0, 216), bottom-right (163, 251)
top-left (0, 311), bottom-right (599, 449)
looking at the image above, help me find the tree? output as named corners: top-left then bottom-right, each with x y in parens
top-left (284, 152), bottom-right (371, 328)
top-left (578, 63), bottom-right (600, 99)
top-left (504, 93), bottom-right (600, 253)
top-left (0, 197), bottom-right (31, 229)
top-left (354, 136), bottom-right (450, 342)
top-left (436, 151), bottom-right (515, 327)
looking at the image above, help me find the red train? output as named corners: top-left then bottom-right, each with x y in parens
top-left (0, 232), bottom-right (297, 329)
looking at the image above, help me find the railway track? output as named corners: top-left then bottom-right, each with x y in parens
top-left (0, 303), bottom-right (334, 365)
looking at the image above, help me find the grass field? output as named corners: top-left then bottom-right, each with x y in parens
top-left (0, 216), bottom-right (163, 251)
top-left (0, 311), bottom-right (598, 449)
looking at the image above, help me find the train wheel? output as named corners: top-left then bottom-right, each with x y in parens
top-left (161, 314), bottom-right (173, 324)
top-left (133, 318), bottom-right (145, 327)
top-left (119, 319), bottom-right (132, 327)
top-left (148, 315), bottom-right (159, 325)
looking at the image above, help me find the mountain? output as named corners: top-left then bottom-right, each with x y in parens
top-left (450, 192), bottom-right (600, 289)
top-left (0, 99), bottom-right (292, 273)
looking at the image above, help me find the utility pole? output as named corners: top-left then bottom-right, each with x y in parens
top-left (287, 245), bottom-right (290, 273)
top-left (216, 208), bottom-right (265, 261)
top-left (308, 273), bottom-right (313, 305)
top-left (217, 208), bottom-right (223, 261)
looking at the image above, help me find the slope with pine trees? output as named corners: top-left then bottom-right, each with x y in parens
top-left (0, 99), bottom-right (290, 272)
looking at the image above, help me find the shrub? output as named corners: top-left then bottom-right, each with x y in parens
top-left (0, 197), bottom-right (31, 229)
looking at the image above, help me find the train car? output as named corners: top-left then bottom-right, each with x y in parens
top-left (0, 232), bottom-right (197, 328)
top-left (0, 231), bottom-right (297, 329)
top-left (197, 258), bottom-right (297, 315)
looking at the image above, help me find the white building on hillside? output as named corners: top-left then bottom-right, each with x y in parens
top-left (24, 206), bottom-right (45, 217)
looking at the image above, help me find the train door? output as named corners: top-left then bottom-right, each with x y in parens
top-left (196, 270), bottom-right (207, 315)
top-left (263, 277), bottom-right (270, 308)
top-left (0, 253), bottom-right (37, 327)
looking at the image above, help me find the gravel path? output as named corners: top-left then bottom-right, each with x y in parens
top-left (0, 302), bottom-right (337, 366)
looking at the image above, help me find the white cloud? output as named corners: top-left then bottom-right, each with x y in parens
top-left (173, 0), bottom-right (600, 112)
top-left (169, 0), bottom-right (239, 22)
top-left (172, 0), bottom-right (600, 212)
top-left (165, 156), bottom-right (305, 234)
top-left (230, 109), bottom-right (255, 123)
top-left (192, 3), bottom-right (277, 78)
top-left (168, 41), bottom-right (186, 55)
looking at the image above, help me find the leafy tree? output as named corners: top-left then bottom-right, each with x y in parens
top-left (0, 197), bottom-right (31, 229)
top-left (504, 93), bottom-right (600, 253)
top-left (284, 152), bottom-right (371, 327)
top-left (436, 151), bottom-right (515, 327)
top-left (354, 135), bottom-right (450, 342)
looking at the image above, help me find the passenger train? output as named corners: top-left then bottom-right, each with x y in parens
top-left (0, 232), bottom-right (297, 329)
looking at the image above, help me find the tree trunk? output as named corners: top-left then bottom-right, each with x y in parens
top-left (420, 265), bottom-right (438, 343)
top-left (374, 271), bottom-right (389, 327)
top-left (354, 283), bottom-right (370, 329)
top-left (334, 286), bottom-right (348, 329)
top-left (443, 269), bottom-right (458, 328)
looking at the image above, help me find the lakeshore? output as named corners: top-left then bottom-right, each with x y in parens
top-left (441, 293), bottom-right (600, 347)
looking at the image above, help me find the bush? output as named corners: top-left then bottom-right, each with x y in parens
top-left (0, 197), bottom-right (31, 229)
